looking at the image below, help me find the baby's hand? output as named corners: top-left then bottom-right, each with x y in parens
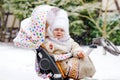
top-left (77, 51), bottom-right (84, 59)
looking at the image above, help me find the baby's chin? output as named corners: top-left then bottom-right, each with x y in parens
top-left (53, 33), bottom-right (64, 38)
top-left (55, 36), bottom-right (63, 39)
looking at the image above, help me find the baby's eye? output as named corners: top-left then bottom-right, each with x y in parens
top-left (54, 28), bottom-right (64, 32)
top-left (61, 29), bottom-right (64, 32)
top-left (54, 28), bottom-right (59, 31)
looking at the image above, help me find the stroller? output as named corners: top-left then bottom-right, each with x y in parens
top-left (35, 37), bottom-right (120, 80)
top-left (13, 5), bottom-right (120, 80)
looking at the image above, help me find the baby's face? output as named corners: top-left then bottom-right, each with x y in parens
top-left (53, 28), bottom-right (65, 39)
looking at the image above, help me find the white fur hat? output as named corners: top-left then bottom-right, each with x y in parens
top-left (47, 9), bottom-right (70, 41)
top-left (51, 10), bottom-right (69, 33)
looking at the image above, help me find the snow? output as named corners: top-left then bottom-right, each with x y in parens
top-left (0, 42), bottom-right (120, 80)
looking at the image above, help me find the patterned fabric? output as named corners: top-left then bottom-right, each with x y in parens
top-left (53, 52), bottom-right (72, 61)
top-left (67, 58), bottom-right (80, 79)
top-left (13, 5), bottom-right (53, 49)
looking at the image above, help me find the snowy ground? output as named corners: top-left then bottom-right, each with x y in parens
top-left (0, 42), bottom-right (120, 80)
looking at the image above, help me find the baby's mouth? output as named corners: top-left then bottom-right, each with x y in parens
top-left (57, 34), bottom-right (61, 36)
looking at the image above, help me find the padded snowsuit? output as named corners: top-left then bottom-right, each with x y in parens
top-left (43, 38), bottom-right (96, 79)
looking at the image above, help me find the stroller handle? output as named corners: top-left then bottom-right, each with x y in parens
top-left (91, 37), bottom-right (120, 56)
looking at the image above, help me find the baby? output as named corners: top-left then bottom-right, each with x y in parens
top-left (42, 8), bottom-right (95, 80)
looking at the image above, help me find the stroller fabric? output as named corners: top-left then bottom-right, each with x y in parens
top-left (13, 5), bottom-right (53, 49)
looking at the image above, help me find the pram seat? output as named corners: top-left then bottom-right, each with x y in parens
top-left (36, 46), bottom-right (68, 80)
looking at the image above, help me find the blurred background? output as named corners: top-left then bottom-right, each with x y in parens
top-left (0, 0), bottom-right (120, 80)
top-left (0, 0), bottom-right (120, 45)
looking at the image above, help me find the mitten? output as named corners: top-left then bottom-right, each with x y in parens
top-left (77, 52), bottom-right (84, 59)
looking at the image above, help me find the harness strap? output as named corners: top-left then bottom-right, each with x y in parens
top-left (56, 62), bottom-right (67, 78)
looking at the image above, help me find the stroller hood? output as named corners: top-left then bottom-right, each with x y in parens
top-left (13, 5), bottom-right (53, 49)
